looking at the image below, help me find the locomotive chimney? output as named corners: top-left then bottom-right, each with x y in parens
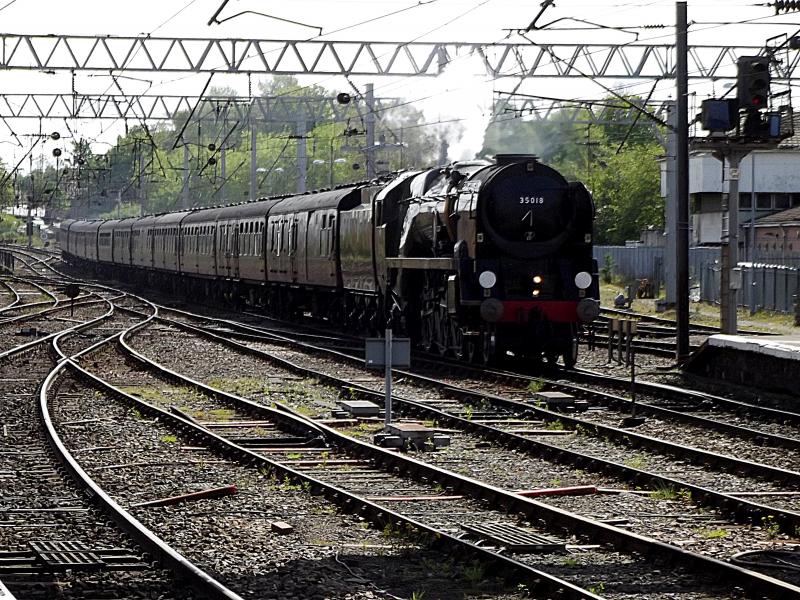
top-left (494, 154), bottom-right (538, 165)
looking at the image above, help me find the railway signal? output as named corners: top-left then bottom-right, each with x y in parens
top-left (737, 56), bottom-right (771, 110)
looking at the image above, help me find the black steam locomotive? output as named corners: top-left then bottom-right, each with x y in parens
top-left (61, 154), bottom-right (599, 366)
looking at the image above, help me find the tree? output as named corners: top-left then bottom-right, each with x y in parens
top-left (480, 97), bottom-right (665, 245)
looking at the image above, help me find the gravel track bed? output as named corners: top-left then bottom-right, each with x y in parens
top-left (54, 306), bottom-right (150, 359)
top-left (575, 345), bottom-right (800, 444)
top-left (51, 372), bottom-right (531, 600)
top-left (117, 322), bottom-right (786, 596)
top-left (0, 304), bottom-right (110, 354)
top-left (233, 341), bottom-right (797, 499)
top-left (436, 376), bottom-right (800, 474)
top-left (0, 286), bottom-right (15, 309)
top-left (0, 346), bottom-right (189, 600)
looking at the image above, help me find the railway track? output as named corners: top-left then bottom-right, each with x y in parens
top-left (81, 302), bottom-right (797, 596)
top-left (0, 288), bottom-right (238, 599)
top-left (0, 252), bottom-right (602, 598)
top-left (8, 247), bottom-right (800, 596)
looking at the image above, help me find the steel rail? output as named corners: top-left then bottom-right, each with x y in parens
top-left (40, 296), bottom-right (247, 600)
top-left (154, 306), bottom-right (800, 484)
top-left (0, 278), bottom-right (20, 310)
top-left (105, 309), bottom-right (800, 598)
top-left (140, 306), bottom-right (800, 533)
top-left (62, 308), bottom-right (606, 600)
top-left (569, 367), bottom-right (800, 428)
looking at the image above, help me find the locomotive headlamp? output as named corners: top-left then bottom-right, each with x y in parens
top-left (574, 271), bottom-right (592, 289)
top-left (532, 275), bottom-right (543, 284)
top-left (478, 271), bottom-right (497, 289)
top-left (532, 289), bottom-right (541, 297)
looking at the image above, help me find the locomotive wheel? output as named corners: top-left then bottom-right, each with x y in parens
top-left (544, 350), bottom-right (560, 365)
top-left (562, 338), bottom-right (579, 369)
top-left (450, 321), bottom-right (464, 359)
top-left (420, 311), bottom-right (434, 352)
top-left (481, 331), bottom-right (495, 364)
top-left (419, 289), bottom-right (436, 352)
top-left (434, 306), bottom-right (450, 356)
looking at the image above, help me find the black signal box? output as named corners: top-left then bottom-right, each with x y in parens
top-left (700, 99), bottom-right (738, 132)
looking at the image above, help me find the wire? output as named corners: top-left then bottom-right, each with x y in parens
top-left (214, 11), bottom-right (322, 35)
top-left (258, 137), bottom-right (293, 189)
top-left (0, 0), bottom-right (18, 14)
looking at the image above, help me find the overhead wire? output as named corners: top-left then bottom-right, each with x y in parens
top-left (3, 0), bottom-right (795, 201)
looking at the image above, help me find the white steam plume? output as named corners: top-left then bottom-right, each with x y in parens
top-left (416, 55), bottom-right (494, 163)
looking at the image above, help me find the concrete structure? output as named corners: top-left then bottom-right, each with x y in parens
top-left (684, 333), bottom-right (800, 395)
top-left (661, 120), bottom-right (800, 266)
top-left (743, 206), bottom-right (800, 264)
top-left (661, 148), bottom-right (800, 252)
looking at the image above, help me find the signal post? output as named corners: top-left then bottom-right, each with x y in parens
top-left (692, 54), bottom-right (792, 334)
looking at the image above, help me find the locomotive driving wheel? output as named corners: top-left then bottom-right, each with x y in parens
top-left (481, 329), bottom-right (496, 364)
top-left (419, 288), bottom-right (436, 352)
top-left (450, 320), bottom-right (464, 358)
top-left (463, 338), bottom-right (477, 363)
top-left (433, 304), bottom-right (451, 356)
top-left (562, 332), bottom-right (579, 369)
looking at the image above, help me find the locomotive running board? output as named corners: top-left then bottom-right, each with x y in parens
top-left (385, 257), bottom-right (456, 270)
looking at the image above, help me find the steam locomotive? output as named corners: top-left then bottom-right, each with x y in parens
top-left (60, 154), bottom-right (599, 366)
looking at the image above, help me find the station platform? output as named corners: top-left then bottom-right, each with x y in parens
top-left (683, 333), bottom-right (800, 395)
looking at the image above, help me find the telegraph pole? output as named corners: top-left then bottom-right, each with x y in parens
top-left (365, 83), bottom-right (376, 179)
top-left (296, 111), bottom-right (307, 194)
top-left (249, 111), bottom-right (257, 201)
top-left (220, 145), bottom-right (226, 204)
top-left (721, 152), bottom-right (744, 333)
top-left (675, 1), bottom-right (690, 359)
top-left (182, 144), bottom-right (190, 210)
top-left (663, 101), bottom-right (677, 306)
top-left (27, 155), bottom-right (33, 248)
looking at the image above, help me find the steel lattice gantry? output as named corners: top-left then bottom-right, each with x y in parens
top-left (0, 93), bottom-right (398, 121)
top-left (0, 34), bottom-right (794, 79)
top-left (494, 96), bottom-right (672, 125)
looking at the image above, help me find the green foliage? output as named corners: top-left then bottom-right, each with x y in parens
top-left (0, 215), bottom-right (29, 244)
top-left (545, 419), bottom-right (565, 431)
top-left (160, 434), bottom-right (178, 443)
top-left (35, 75), bottom-right (443, 218)
top-left (762, 515), bottom-right (780, 539)
top-left (587, 582), bottom-right (606, 595)
top-left (701, 528), bottom-right (729, 540)
top-left (526, 378), bottom-right (545, 393)
top-left (624, 454), bottom-right (647, 469)
top-left (650, 484), bottom-right (678, 501)
top-left (601, 254), bottom-right (615, 283)
top-left (462, 561), bottom-right (485, 585)
top-left (482, 95), bottom-right (664, 245)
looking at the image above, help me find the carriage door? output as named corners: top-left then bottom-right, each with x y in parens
top-left (231, 222), bottom-right (240, 279)
top-left (288, 216), bottom-right (298, 282)
top-left (223, 222), bottom-right (233, 277)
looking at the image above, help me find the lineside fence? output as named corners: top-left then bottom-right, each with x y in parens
top-left (595, 245), bottom-right (800, 315)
